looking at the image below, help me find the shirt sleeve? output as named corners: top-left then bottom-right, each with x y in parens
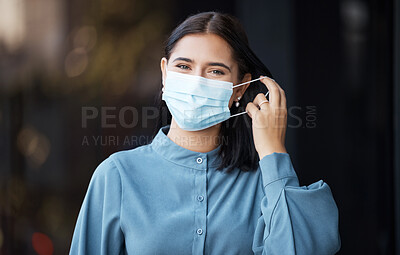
top-left (69, 156), bottom-right (125, 255)
top-left (252, 152), bottom-right (341, 255)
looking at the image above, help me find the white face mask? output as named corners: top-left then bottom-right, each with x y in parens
top-left (162, 70), bottom-right (269, 131)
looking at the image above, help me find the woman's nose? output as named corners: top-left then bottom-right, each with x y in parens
top-left (193, 67), bottom-right (206, 78)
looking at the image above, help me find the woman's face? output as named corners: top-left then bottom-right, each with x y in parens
top-left (161, 33), bottom-right (251, 108)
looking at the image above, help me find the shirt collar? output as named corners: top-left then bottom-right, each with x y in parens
top-left (150, 125), bottom-right (222, 171)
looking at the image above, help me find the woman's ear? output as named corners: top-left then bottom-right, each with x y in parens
top-left (160, 57), bottom-right (168, 88)
top-left (234, 73), bottom-right (252, 99)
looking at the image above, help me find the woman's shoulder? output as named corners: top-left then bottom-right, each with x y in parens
top-left (109, 144), bottom-right (154, 164)
top-left (110, 143), bottom-right (153, 161)
top-left (95, 143), bottom-right (155, 176)
top-left (89, 144), bottom-right (152, 182)
top-left (84, 144), bottom-right (155, 196)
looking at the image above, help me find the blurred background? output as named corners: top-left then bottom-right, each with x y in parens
top-left (0, 0), bottom-right (399, 254)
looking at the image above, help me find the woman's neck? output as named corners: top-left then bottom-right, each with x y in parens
top-left (166, 119), bottom-right (221, 153)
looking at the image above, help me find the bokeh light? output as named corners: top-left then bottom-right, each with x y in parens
top-left (0, 0), bottom-right (26, 52)
top-left (73, 26), bottom-right (97, 51)
top-left (32, 232), bottom-right (54, 255)
top-left (65, 47), bottom-right (89, 78)
top-left (16, 126), bottom-right (51, 168)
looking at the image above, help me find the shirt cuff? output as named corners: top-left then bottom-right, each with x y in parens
top-left (259, 152), bottom-right (299, 188)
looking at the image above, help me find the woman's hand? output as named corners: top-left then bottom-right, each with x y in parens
top-left (246, 76), bottom-right (288, 160)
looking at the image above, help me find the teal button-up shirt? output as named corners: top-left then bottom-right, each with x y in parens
top-left (69, 125), bottom-right (341, 254)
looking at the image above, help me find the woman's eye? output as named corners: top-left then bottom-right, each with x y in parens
top-left (177, 64), bottom-right (190, 70)
top-left (211, 70), bottom-right (225, 75)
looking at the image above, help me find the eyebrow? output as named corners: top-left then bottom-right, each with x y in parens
top-left (172, 57), bottom-right (193, 63)
top-left (172, 57), bottom-right (231, 72)
top-left (207, 62), bottom-right (231, 72)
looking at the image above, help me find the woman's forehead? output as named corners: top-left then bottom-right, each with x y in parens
top-left (169, 33), bottom-right (234, 64)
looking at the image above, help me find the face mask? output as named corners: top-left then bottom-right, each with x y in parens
top-left (161, 70), bottom-right (269, 131)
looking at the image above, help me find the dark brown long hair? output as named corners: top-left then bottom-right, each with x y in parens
top-left (153, 11), bottom-right (274, 173)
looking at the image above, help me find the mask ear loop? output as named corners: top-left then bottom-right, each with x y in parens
top-left (230, 77), bottom-right (270, 118)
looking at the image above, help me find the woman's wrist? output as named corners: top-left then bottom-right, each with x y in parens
top-left (258, 145), bottom-right (287, 160)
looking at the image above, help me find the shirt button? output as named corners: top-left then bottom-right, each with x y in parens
top-left (197, 195), bottom-right (204, 202)
top-left (197, 228), bottom-right (203, 235)
top-left (196, 157), bottom-right (203, 164)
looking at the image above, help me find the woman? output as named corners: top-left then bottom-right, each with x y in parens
top-left (69, 11), bottom-right (341, 254)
